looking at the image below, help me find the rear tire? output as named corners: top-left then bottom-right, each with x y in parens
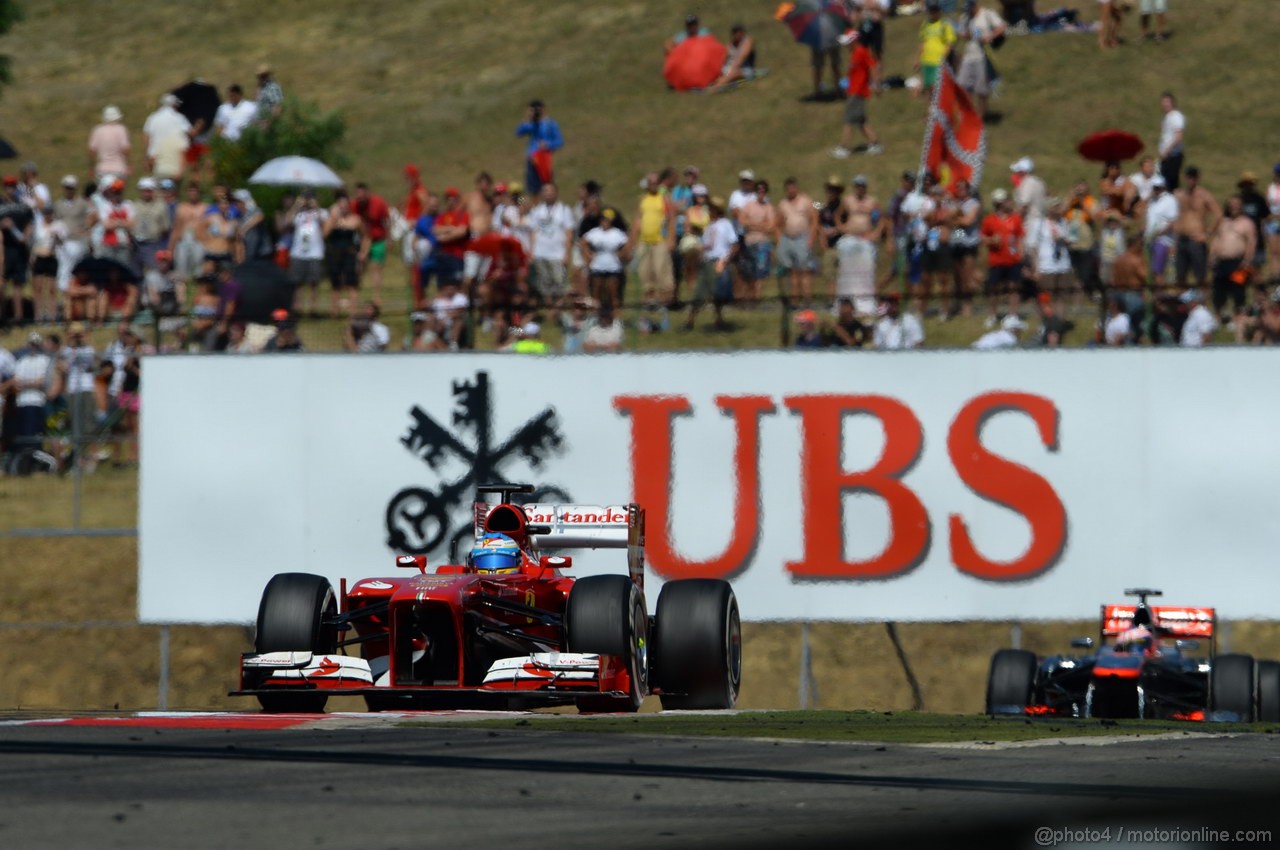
top-left (1258, 661), bottom-right (1280, 723)
top-left (985, 649), bottom-right (1037, 715)
top-left (566, 575), bottom-right (648, 713)
top-left (254, 573), bottom-right (338, 714)
top-left (653, 579), bottom-right (741, 711)
top-left (1210, 653), bottom-right (1256, 722)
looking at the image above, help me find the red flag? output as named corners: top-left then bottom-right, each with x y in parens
top-left (530, 148), bottom-right (554, 184)
top-left (919, 63), bottom-right (986, 190)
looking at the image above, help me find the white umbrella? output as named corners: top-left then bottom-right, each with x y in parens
top-left (248, 156), bottom-right (344, 188)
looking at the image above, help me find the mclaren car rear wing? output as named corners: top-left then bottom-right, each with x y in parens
top-left (1101, 604), bottom-right (1216, 642)
top-left (473, 500), bottom-right (647, 590)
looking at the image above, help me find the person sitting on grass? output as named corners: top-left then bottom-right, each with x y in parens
top-left (706, 23), bottom-right (756, 93)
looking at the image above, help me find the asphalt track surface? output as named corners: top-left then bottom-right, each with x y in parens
top-left (1, 712), bottom-right (1278, 850)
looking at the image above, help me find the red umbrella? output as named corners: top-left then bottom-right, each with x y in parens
top-left (1077, 130), bottom-right (1144, 163)
top-left (663, 35), bottom-right (728, 91)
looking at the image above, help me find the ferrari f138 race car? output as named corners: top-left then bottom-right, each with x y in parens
top-left (986, 589), bottom-right (1280, 722)
top-left (233, 484), bottom-right (741, 713)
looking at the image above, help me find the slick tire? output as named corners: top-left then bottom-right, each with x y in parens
top-left (653, 579), bottom-right (741, 711)
top-left (566, 575), bottom-right (649, 713)
top-left (254, 572), bottom-right (338, 714)
top-left (1257, 661), bottom-right (1280, 723)
top-left (1210, 653), bottom-right (1256, 722)
top-left (985, 649), bottom-right (1037, 715)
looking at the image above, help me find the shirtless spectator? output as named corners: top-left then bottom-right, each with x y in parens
top-left (776, 178), bottom-right (818, 306)
top-left (462, 173), bottom-right (494, 301)
top-left (169, 183), bottom-right (207, 280)
top-left (1111, 235), bottom-right (1148, 339)
top-left (1099, 161), bottom-right (1126, 215)
top-left (1173, 167), bottom-right (1220, 290)
top-left (737, 180), bottom-right (777, 305)
top-left (87, 105), bottom-right (130, 180)
top-left (213, 84), bottom-right (256, 142)
top-left (837, 175), bottom-right (882, 315)
top-left (1209, 195), bottom-right (1257, 328)
top-left (353, 182), bottom-right (390, 304)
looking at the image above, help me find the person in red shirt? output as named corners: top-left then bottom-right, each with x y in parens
top-left (353, 182), bottom-right (391, 304)
top-left (980, 187), bottom-right (1026, 317)
top-left (830, 33), bottom-right (882, 159)
top-left (401, 164), bottom-right (430, 295)
top-left (432, 187), bottom-right (471, 287)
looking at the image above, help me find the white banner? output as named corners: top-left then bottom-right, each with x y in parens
top-left (139, 350), bottom-right (1280, 624)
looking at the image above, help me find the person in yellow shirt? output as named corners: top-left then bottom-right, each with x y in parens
top-left (632, 172), bottom-right (675, 308)
top-left (914, 0), bottom-right (956, 98)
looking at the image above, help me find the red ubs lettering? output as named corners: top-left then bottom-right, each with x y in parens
top-left (616, 392), bottom-right (1065, 582)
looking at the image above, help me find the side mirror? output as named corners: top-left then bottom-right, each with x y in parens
top-left (1069, 637), bottom-right (1094, 649)
top-left (396, 555), bottom-right (428, 573)
top-left (540, 555), bottom-right (572, 569)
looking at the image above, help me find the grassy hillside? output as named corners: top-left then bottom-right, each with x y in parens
top-left (3, 0), bottom-right (1275, 212)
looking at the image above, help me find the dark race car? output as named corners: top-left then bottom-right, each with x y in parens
top-left (232, 484), bottom-right (741, 714)
top-left (986, 588), bottom-right (1280, 722)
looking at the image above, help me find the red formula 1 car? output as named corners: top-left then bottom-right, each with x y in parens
top-left (985, 589), bottom-right (1280, 722)
top-left (233, 484), bottom-right (742, 713)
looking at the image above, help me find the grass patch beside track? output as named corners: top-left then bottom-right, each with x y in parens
top-left (406, 709), bottom-right (1279, 744)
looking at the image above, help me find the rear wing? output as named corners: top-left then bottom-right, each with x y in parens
top-left (473, 501), bottom-right (646, 590)
top-left (1101, 605), bottom-right (1216, 639)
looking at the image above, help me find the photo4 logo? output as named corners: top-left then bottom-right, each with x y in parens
top-left (615, 391), bottom-right (1067, 584)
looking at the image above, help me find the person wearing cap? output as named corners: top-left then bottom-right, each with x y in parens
top-left (980, 186), bottom-right (1025, 319)
top-left (632, 172), bottom-right (677, 312)
top-left (830, 23), bottom-right (883, 159)
top-left (132, 177), bottom-right (171, 274)
top-left (664, 13), bottom-right (710, 55)
top-left (406, 310), bottom-right (445, 352)
top-left (1172, 166), bottom-right (1219, 290)
top-left (1027, 198), bottom-right (1072, 302)
top-left (255, 64), bottom-right (284, 126)
top-left (737, 179), bottom-right (777, 305)
top-left (776, 178), bottom-right (819, 306)
top-left (792, 309), bottom-right (824, 348)
top-left (516, 99), bottom-right (563, 196)
top-left (728, 170), bottom-right (757, 221)
top-left (707, 23), bottom-right (756, 93)
top-left (528, 182), bottom-right (575, 309)
top-left (10, 331), bottom-right (56, 447)
top-left (1010, 157), bottom-right (1046, 224)
top-left (973, 312), bottom-right (1026, 349)
top-left (89, 177), bottom-right (135, 266)
top-left (580, 206), bottom-right (630, 309)
top-left (1156, 92), bottom-right (1184, 190)
top-left (142, 93), bottom-right (192, 179)
top-left (686, 195), bottom-right (737, 332)
top-left (18, 163), bottom-right (50, 210)
top-left (54, 177), bottom-right (91, 300)
top-left (88, 105), bottom-right (131, 180)
top-left (914, 1), bottom-right (955, 100)
top-left (1177, 288), bottom-right (1217, 347)
top-left (1208, 194), bottom-right (1257, 325)
top-left (1144, 174), bottom-right (1179, 287)
top-left (510, 320), bottom-right (548, 355)
top-left (680, 184), bottom-right (711, 282)
top-left (214, 83), bottom-right (257, 143)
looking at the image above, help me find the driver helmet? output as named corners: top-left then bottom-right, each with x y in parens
top-left (1116, 625), bottom-right (1154, 654)
top-left (469, 533), bottom-right (522, 573)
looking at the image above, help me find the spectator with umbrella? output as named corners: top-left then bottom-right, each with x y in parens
top-left (776, 0), bottom-right (850, 101)
top-left (69, 256), bottom-right (138, 324)
top-left (172, 78), bottom-right (222, 182)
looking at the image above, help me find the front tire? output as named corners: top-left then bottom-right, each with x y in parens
top-left (653, 579), bottom-right (741, 710)
top-left (1210, 653), bottom-right (1256, 722)
top-left (255, 573), bottom-right (338, 714)
top-left (985, 649), bottom-right (1037, 715)
top-left (566, 575), bottom-right (649, 713)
